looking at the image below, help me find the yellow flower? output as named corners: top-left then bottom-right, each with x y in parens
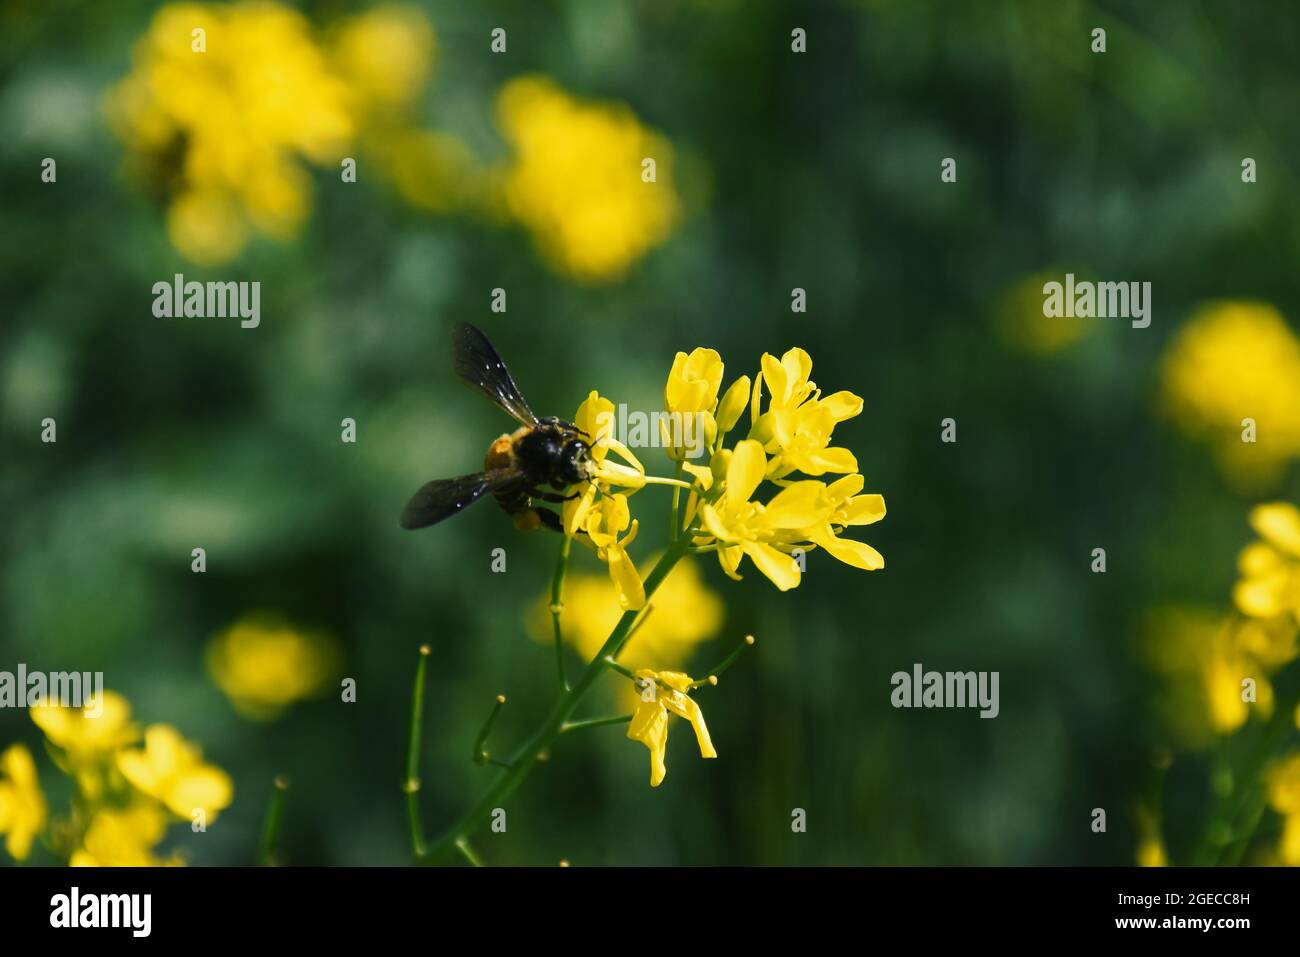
top-left (1234, 503), bottom-right (1300, 625)
top-left (662, 349), bottom-right (723, 460)
top-left (330, 5), bottom-right (435, 111)
top-left (697, 440), bottom-right (884, 590)
top-left (749, 348), bottom-right (863, 480)
top-left (562, 391), bottom-right (647, 542)
top-left (1160, 302), bottom-right (1300, 482)
top-left (206, 615), bottom-right (342, 720)
top-left (627, 670), bottom-right (716, 787)
top-left (107, 2), bottom-right (356, 263)
top-left (117, 725), bottom-right (233, 822)
top-left (1143, 608), bottom-right (1284, 741)
top-left (492, 75), bottom-right (681, 282)
top-left (70, 802), bottom-right (180, 868)
top-left (31, 691), bottom-right (138, 768)
top-left (575, 494), bottom-right (644, 611)
top-left (0, 744), bottom-right (47, 861)
top-left (1267, 753), bottom-right (1300, 865)
top-left (997, 271), bottom-right (1092, 355)
top-left (530, 558), bottom-right (723, 674)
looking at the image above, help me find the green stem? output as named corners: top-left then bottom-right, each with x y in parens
top-left (1193, 685), bottom-right (1297, 865)
top-left (418, 543), bottom-right (687, 864)
top-left (472, 694), bottom-right (508, 765)
top-left (405, 645), bottom-right (432, 857)
top-left (670, 461), bottom-right (684, 543)
top-left (454, 837), bottom-right (485, 867)
top-left (550, 536), bottom-right (573, 692)
top-left (561, 714), bottom-right (633, 733)
top-left (257, 776), bottom-right (290, 867)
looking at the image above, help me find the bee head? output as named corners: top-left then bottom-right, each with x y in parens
top-left (559, 439), bottom-right (592, 486)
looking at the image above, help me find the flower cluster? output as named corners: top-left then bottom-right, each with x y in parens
top-left (110, 6), bottom-right (683, 281)
top-left (0, 692), bottom-right (232, 865)
top-left (490, 76), bottom-right (682, 282)
top-left (550, 343), bottom-right (883, 787)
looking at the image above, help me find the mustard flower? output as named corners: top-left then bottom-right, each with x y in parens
top-left (117, 725), bottom-right (234, 822)
top-left (70, 802), bottom-right (179, 868)
top-left (574, 494), bottom-right (644, 611)
top-left (627, 670), bottom-right (716, 787)
top-left (1234, 502), bottom-right (1300, 625)
top-left (750, 347), bottom-right (863, 480)
top-left (491, 75), bottom-right (681, 282)
top-left (697, 440), bottom-right (884, 590)
top-left (206, 614), bottom-right (342, 721)
top-left (1267, 753), bottom-right (1300, 865)
top-left (663, 348), bottom-right (723, 460)
top-left (0, 744), bottom-right (47, 861)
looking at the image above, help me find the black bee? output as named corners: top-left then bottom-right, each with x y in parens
top-left (400, 322), bottom-right (592, 533)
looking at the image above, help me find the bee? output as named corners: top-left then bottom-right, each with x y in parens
top-left (400, 322), bottom-right (593, 534)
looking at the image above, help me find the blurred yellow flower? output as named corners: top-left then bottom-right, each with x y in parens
top-left (1160, 302), bottom-right (1300, 483)
top-left (108, 2), bottom-right (355, 263)
top-left (627, 669), bottom-right (716, 787)
top-left (1233, 502), bottom-right (1300, 626)
top-left (492, 75), bottom-right (682, 282)
top-left (31, 690), bottom-right (138, 767)
top-left (0, 744), bottom-right (47, 861)
top-left (206, 615), bottom-right (342, 720)
top-left (117, 725), bottom-right (233, 821)
top-left (996, 271), bottom-right (1091, 355)
top-left (1143, 607), bottom-right (1292, 742)
top-left (749, 347), bottom-right (862, 480)
top-left (70, 802), bottom-right (180, 868)
top-left (330, 5), bottom-right (435, 111)
top-left (1267, 753), bottom-right (1300, 865)
top-left (533, 557), bottom-right (723, 673)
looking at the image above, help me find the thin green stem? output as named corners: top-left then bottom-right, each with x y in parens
top-left (670, 461), bottom-right (684, 543)
top-left (405, 645), bottom-right (431, 858)
top-left (691, 634), bottom-right (756, 687)
top-left (257, 775), bottom-right (290, 867)
top-left (454, 837), bottom-right (485, 867)
top-left (561, 714), bottom-right (633, 733)
top-left (472, 694), bottom-right (508, 765)
top-left (550, 536), bottom-right (573, 692)
top-left (418, 543), bottom-right (687, 864)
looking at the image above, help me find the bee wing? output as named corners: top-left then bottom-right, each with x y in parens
top-left (400, 469), bottom-right (524, 530)
top-left (453, 322), bottom-right (539, 426)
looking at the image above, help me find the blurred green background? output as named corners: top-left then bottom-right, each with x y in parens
top-left (4, 0), bottom-right (1300, 866)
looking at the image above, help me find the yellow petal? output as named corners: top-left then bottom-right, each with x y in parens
top-left (842, 493), bottom-right (886, 526)
top-left (1251, 503), bottom-right (1300, 558)
top-left (811, 529), bottom-right (885, 570)
top-left (761, 481), bottom-right (831, 529)
top-left (627, 699), bottom-right (669, 787)
top-left (800, 446), bottom-right (859, 475)
top-left (818, 390), bottom-right (863, 422)
top-left (167, 766), bottom-right (234, 819)
top-left (662, 690), bottom-right (717, 760)
top-left (606, 546), bottom-right (646, 611)
top-left (727, 440), bottom-right (767, 507)
top-left (1234, 573), bottom-right (1290, 618)
top-left (716, 376), bottom-right (751, 433)
top-left (741, 541), bottom-right (801, 590)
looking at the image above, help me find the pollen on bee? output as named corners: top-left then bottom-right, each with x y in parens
top-left (513, 510), bottom-right (542, 532)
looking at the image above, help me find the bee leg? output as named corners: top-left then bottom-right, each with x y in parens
top-left (537, 491), bottom-right (579, 504)
top-left (534, 507), bottom-right (564, 533)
